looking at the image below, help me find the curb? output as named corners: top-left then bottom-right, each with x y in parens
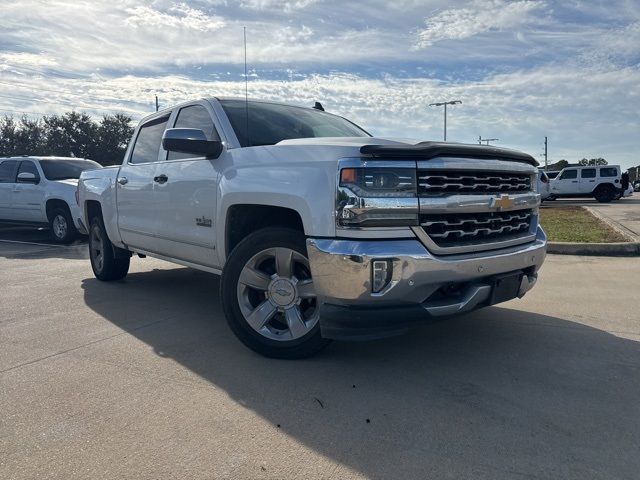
top-left (547, 241), bottom-right (640, 256)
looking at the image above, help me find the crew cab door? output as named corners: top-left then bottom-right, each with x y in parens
top-left (552, 168), bottom-right (578, 195)
top-left (11, 160), bottom-right (46, 222)
top-left (0, 160), bottom-right (19, 220)
top-left (152, 103), bottom-right (223, 268)
top-left (579, 168), bottom-right (597, 194)
top-left (116, 114), bottom-right (169, 251)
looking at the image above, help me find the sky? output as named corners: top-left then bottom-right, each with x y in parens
top-left (0, 0), bottom-right (639, 169)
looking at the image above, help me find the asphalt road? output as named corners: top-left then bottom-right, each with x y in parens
top-left (1, 241), bottom-right (639, 479)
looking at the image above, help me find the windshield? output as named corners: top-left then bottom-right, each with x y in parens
top-left (220, 100), bottom-right (370, 147)
top-left (40, 159), bottom-right (101, 181)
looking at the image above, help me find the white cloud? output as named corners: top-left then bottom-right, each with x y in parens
top-left (414, 0), bottom-right (546, 48)
top-left (125, 3), bottom-right (226, 32)
top-left (240, 0), bottom-right (319, 12)
top-left (0, 52), bottom-right (58, 68)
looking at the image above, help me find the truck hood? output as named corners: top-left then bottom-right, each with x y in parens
top-left (275, 137), bottom-right (538, 166)
top-left (52, 178), bottom-right (79, 187)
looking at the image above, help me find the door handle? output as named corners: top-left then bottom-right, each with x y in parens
top-left (153, 174), bottom-right (168, 184)
top-left (117, 177), bottom-right (128, 185)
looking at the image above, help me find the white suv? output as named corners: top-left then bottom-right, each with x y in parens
top-left (0, 156), bottom-right (101, 243)
top-left (549, 165), bottom-right (622, 202)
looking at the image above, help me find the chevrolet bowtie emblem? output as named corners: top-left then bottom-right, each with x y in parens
top-left (490, 194), bottom-right (515, 210)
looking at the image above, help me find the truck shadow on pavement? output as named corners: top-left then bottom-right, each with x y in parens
top-left (0, 225), bottom-right (88, 260)
top-left (81, 267), bottom-right (640, 479)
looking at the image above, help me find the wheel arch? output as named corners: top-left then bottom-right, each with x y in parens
top-left (45, 198), bottom-right (71, 221)
top-left (223, 204), bottom-right (305, 260)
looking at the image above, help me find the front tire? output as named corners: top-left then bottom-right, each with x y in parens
top-left (49, 206), bottom-right (77, 244)
top-left (89, 216), bottom-right (130, 281)
top-left (221, 227), bottom-right (330, 359)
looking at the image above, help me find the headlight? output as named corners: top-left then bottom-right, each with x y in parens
top-left (337, 166), bottom-right (419, 228)
top-left (340, 168), bottom-right (416, 197)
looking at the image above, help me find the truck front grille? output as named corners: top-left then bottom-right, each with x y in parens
top-left (420, 209), bottom-right (534, 248)
top-left (418, 170), bottom-right (531, 195)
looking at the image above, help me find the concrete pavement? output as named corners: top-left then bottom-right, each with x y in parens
top-left (1, 243), bottom-right (640, 479)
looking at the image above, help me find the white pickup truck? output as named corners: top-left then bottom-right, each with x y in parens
top-left (78, 97), bottom-right (546, 358)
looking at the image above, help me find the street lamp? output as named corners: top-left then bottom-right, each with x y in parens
top-left (429, 100), bottom-right (461, 141)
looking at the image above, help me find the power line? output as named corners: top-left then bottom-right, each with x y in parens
top-left (0, 80), bottom-right (80, 97)
top-left (0, 93), bottom-right (143, 116)
top-left (0, 108), bottom-right (52, 117)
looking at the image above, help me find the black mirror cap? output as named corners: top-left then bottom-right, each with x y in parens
top-left (162, 128), bottom-right (223, 158)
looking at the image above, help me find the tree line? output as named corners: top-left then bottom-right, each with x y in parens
top-left (546, 158), bottom-right (609, 171)
top-left (0, 112), bottom-right (134, 166)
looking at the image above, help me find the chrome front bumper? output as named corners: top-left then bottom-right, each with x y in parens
top-left (306, 227), bottom-right (546, 340)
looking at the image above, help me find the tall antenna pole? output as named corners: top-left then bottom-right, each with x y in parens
top-left (443, 103), bottom-right (447, 141)
top-left (243, 26), bottom-right (249, 145)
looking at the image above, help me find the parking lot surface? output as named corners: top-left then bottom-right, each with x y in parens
top-left (1, 239), bottom-right (639, 479)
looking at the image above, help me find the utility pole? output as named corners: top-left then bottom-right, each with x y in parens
top-left (155, 95), bottom-right (159, 112)
top-left (544, 136), bottom-right (548, 170)
top-left (429, 100), bottom-right (461, 141)
top-left (478, 136), bottom-right (499, 145)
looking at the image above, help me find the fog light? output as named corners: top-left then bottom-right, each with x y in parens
top-left (372, 260), bottom-right (392, 293)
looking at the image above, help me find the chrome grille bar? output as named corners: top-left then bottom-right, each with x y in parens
top-left (418, 171), bottom-right (531, 195)
top-left (420, 209), bottom-right (534, 247)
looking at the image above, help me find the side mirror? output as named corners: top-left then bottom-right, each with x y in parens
top-left (162, 128), bottom-right (223, 158)
top-left (17, 172), bottom-right (38, 184)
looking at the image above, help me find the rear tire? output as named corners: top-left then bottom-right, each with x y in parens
top-left (49, 206), bottom-right (77, 244)
top-left (89, 216), bottom-right (130, 281)
top-left (594, 185), bottom-right (615, 203)
top-left (221, 227), bottom-right (330, 359)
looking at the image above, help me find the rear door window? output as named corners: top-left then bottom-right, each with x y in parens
top-left (599, 167), bottom-right (618, 177)
top-left (0, 160), bottom-right (18, 183)
top-left (581, 168), bottom-right (596, 179)
top-left (129, 115), bottom-right (170, 164)
top-left (167, 105), bottom-right (220, 160)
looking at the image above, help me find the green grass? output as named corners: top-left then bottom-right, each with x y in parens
top-left (539, 207), bottom-right (628, 243)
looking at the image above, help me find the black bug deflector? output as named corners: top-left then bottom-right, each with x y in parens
top-left (360, 142), bottom-right (538, 166)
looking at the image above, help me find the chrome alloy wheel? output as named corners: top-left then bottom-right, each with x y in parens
top-left (237, 247), bottom-right (319, 341)
top-left (52, 214), bottom-right (68, 240)
top-left (90, 224), bottom-right (104, 273)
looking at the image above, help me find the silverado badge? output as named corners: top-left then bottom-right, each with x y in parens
top-left (489, 194), bottom-right (515, 211)
top-left (196, 216), bottom-right (213, 228)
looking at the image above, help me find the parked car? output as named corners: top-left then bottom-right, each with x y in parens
top-left (537, 170), bottom-right (551, 200)
top-left (548, 165), bottom-right (622, 202)
top-left (78, 97), bottom-right (546, 358)
top-left (634, 181), bottom-right (640, 192)
top-left (0, 156), bottom-right (101, 243)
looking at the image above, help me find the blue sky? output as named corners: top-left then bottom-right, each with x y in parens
top-left (0, 0), bottom-right (639, 169)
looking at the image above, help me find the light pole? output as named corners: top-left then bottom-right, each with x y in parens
top-left (478, 136), bottom-right (499, 145)
top-left (429, 100), bottom-right (461, 141)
